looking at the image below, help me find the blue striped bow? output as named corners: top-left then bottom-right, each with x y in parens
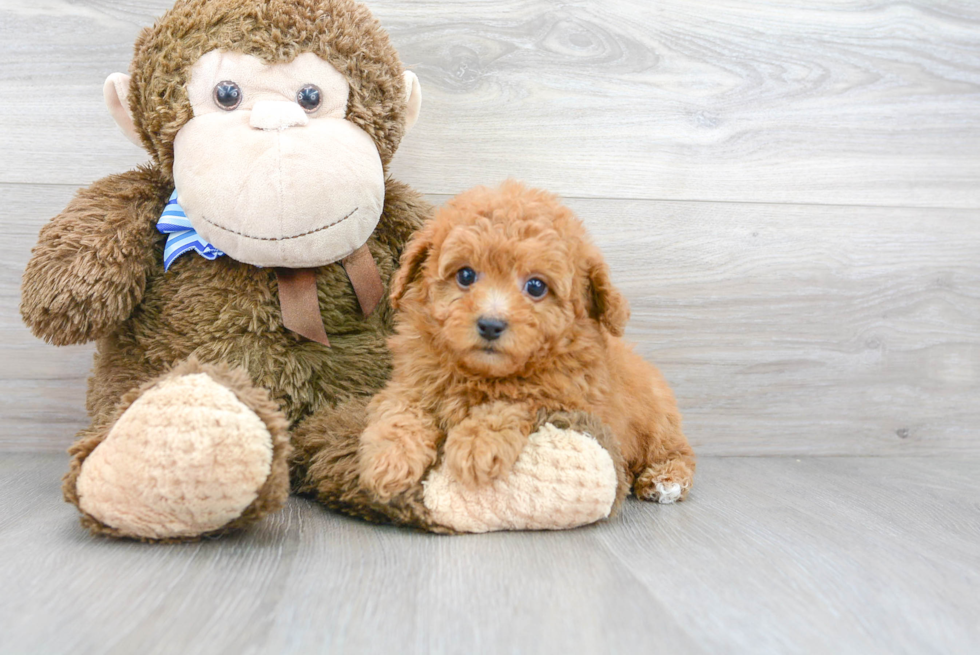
top-left (157, 190), bottom-right (225, 270)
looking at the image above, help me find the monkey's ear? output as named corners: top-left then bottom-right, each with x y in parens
top-left (103, 73), bottom-right (142, 148)
top-left (390, 223), bottom-right (433, 310)
top-left (402, 71), bottom-right (422, 132)
top-left (586, 256), bottom-right (630, 337)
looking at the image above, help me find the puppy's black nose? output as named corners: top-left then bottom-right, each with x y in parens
top-left (477, 317), bottom-right (508, 341)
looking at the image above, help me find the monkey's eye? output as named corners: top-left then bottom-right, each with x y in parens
top-left (524, 277), bottom-right (548, 299)
top-left (213, 81), bottom-right (242, 110)
top-left (456, 267), bottom-right (477, 288)
top-left (297, 85), bottom-right (322, 112)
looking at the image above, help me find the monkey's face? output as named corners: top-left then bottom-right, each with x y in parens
top-left (171, 50), bottom-right (386, 268)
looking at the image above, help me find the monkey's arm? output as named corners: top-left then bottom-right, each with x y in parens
top-left (20, 167), bottom-right (167, 346)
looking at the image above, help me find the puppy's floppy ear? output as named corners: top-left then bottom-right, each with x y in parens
top-left (586, 256), bottom-right (630, 336)
top-left (390, 223), bottom-right (434, 310)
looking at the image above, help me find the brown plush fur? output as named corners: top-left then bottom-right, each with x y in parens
top-left (290, 394), bottom-right (446, 531)
top-left (20, 0), bottom-right (435, 539)
top-left (358, 182), bottom-right (695, 502)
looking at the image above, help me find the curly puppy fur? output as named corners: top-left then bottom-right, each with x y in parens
top-left (358, 181), bottom-right (695, 502)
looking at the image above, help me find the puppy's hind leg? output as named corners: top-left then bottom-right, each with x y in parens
top-left (632, 415), bottom-right (696, 504)
top-left (635, 459), bottom-right (695, 504)
top-left (611, 343), bottom-right (695, 504)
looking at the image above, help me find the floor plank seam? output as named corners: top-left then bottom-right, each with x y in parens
top-left (3, 181), bottom-right (978, 213)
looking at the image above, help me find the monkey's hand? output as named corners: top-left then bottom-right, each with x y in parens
top-left (21, 169), bottom-right (165, 345)
top-left (444, 401), bottom-right (534, 489)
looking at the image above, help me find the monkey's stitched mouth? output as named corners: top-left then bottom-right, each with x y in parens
top-left (199, 207), bottom-right (359, 241)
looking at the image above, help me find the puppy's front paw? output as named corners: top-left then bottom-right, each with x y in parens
top-left (359, 439), bottom-right (435, 502)
top-left (445, 422), bottom-right (524, 489)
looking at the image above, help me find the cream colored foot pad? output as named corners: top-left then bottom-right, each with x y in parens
top-left (77, 373), bottom-right (273, 539)
top-left (422, 424), bottom-right (618, 533)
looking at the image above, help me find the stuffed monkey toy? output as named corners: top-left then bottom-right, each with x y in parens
top-left (20, 0), bottom-right (629, 541)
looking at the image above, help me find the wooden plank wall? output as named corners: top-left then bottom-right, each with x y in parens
top-left (1, 0), bottom-right (978, 455)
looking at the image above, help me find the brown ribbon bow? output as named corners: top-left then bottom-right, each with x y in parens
top-left (274, 244), bottom-right (383, 347)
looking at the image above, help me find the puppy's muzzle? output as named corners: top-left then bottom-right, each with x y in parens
top-left (477, 316), bottom-right (508, 341)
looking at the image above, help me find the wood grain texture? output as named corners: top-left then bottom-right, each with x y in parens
top-left (1, 453), bottom-right (977, 654)
top-left (586, 197), bottom-right (980, 456)
top-left (1, 0), bottom-right (979, 206)
top-left (5, 186), bottom-right (978, 455)
top-left (1, 184), bottom-right (92, 451)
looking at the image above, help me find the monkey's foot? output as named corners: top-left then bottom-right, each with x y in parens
top-left (69, 359), bottom-right (290, 541)
top-left (421, 412), bottom-right (628, 533)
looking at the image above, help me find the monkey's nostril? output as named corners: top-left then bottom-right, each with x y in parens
top-left (477, 317), bottom-right (507, 341)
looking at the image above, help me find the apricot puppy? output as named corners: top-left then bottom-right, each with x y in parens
top-left (358, 181), bottom-right (695, 504)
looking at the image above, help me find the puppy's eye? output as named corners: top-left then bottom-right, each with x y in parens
top-left (213, 81), bottom-right (242, 110)
top-left (297, 84), bottom-right (322, 112)
top-left (524, 277), bottom-right (548, 299)
top-left (456, 267), bottom-right (477, 288)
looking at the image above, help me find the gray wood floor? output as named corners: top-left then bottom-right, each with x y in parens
top-left (1, 453), bottom-right (978, 655)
